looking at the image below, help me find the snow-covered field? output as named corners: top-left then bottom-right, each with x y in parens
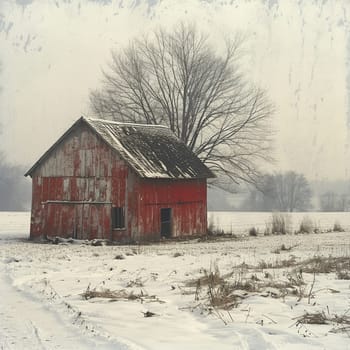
top-left (0, 211), bottom-right (350, 349)
top-left (209, 211), bottom-right (350, 234)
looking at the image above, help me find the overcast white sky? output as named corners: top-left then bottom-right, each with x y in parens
top-left (0, 0), bottom-right (349, 181)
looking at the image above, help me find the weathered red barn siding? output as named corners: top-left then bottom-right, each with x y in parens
top-left (30, 124), bottom-right (130, 240)
top-left (128, 177), bottom-right (207, 241)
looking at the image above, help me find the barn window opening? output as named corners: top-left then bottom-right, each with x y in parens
top-left (112, 207), bottom-right (125, 229)
top-left (160, 208), bottom-right (172, 238)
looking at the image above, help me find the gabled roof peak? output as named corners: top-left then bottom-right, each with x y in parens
top-left (25, 116), bottom-right (215, 180)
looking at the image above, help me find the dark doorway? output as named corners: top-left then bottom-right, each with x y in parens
top-left (111, 207), bottom-right (125, 229)
top-left (160, 208), bottom-right (172, 238)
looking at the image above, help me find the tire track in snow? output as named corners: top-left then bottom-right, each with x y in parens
top-left (0, 266), bottom-right (142, 350)
top-left (232, 328), bottom-right (278, 350)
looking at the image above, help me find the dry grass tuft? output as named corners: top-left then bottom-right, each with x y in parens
top-left (126, 278), bottom-right (144, 288)
top-left (258, 256), bottom-right (297, 269)
top-left (186, 263), bottom-right (251, 311)
top-left (296, 310), bottom-right (328, 324)
top-left (272, 244), bottom-right (298, 254)
top-left (186, 264), bottom-right (228, 288)
top-left (295, 309), bottom-right (350, 335)
top-left (82, 287), bottom-right (131, 300)
top-left (81, 285), bottom-right (164, 303)
top-left (186, 262), bottom-right (308, 311)
top-left (173, 252), bottom-right (183, 258)
top-left (206, 283), bottom-right (243, 310)
top-left (298, 256), bottom-right (349, 274)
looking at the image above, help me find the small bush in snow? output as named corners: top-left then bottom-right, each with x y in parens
top-left (298, 216), bottom-right (314, 234)
top-left (115, 254), bottom-right (125, 260)
top-left (272, 243), bottom-right (296, 254)
top-left (336, 270), bottom-right (350, 280)
top-left (173, 252), bottom-right (183, 258)
top-left (333, 221), bottom-right (345, 232)
top-left (266, 213), bottom-right (291, 235)
top-left (248, 227), bottom-right (258, 236)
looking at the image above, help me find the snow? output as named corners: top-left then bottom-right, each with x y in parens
top-left (0, 211), bottom-right (350, 349)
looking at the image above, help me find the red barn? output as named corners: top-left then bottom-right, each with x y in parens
top-left (25, 117), bottom-right (214, 242)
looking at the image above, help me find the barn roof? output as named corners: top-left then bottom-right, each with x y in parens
top-left (25, 117), bottom-right (215, 179)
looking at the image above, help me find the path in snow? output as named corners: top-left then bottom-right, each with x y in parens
top-left (0, 265), bottom-right (137, 350)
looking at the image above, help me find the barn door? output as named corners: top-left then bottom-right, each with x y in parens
top-left (44, 203), bottom-right (76, 238)
top-left (75, 203), bottom-right (112, 240)
top-left (160, 208), bottom-right (172, 238)
top-left (43, 202), bottom-right (111, 240)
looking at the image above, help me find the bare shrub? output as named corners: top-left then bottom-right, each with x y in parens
top-left (173, 252), bottom-right (183, 258)
top-left (272, 243), bottom-right (298, 254)
top-left (298, 216), bottom-right (314, 234)
top-left (248, 227), bottom-right (258, 236)
top-left (266, 213), bottom-right (291, 235)
top-left (337, 270), bottom-right (350, 280)
top-left (333, 221), bottom-right (345, 232)
top-left (115, 254), bottom-right (125, 260)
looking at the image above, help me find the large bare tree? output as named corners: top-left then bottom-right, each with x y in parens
top-left (90, 23), bottom-right (273, 185)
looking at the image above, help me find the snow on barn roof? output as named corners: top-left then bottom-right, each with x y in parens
top-left (86, 118), bottom-right (215, 179)
top-left (25, 117), bottom-right (215, 179)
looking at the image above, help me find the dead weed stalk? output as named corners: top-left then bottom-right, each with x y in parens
top-left (81, 284), bottom-right (164, 304)
top-left (297, 256), bottom-right (350, 275)
top-left (294, 309), bottom-right (350, 335)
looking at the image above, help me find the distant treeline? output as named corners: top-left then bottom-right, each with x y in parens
top-left (1, 160), bottom-right (349, 213)
top-left (208, 173), bottom-right (350, 212)
top-left (0, 153), bottom-right (31, 211)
